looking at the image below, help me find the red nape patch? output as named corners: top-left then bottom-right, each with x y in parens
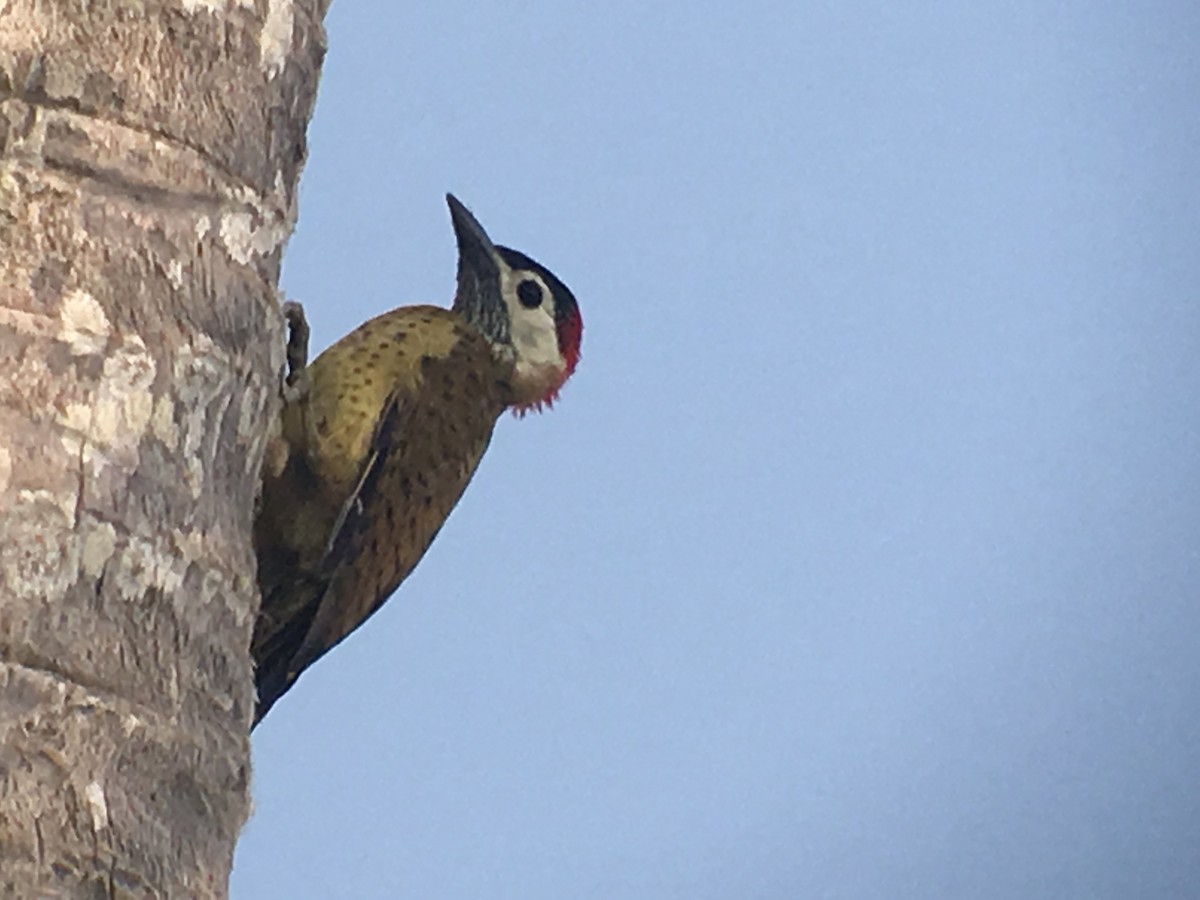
top-left (557, 307), bottom-right (584, 381)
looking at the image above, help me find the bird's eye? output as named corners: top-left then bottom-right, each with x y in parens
top-left (516, 279), bottom-right (543, 309)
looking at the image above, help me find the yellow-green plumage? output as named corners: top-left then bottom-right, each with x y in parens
top-left (252, 307), bottom-right (512, 723)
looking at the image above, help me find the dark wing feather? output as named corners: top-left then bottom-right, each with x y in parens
top-left (284, 393), bottom-right (412, 679)
top-left (252, 392), bottom-right (411, 726)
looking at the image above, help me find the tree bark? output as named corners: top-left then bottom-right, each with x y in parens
top-left (0, 1), bottom-right (327, 894)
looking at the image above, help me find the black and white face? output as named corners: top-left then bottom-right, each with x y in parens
top-left (447, 195), bottom-right (582, 412)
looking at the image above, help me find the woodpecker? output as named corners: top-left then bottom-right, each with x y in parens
top-left (251, 194), bottom-right (582, 726)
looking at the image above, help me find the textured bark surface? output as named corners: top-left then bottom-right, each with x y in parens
top-left (0, 0), bottom-right (327, 895)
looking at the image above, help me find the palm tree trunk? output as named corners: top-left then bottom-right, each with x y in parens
top-left (0, 1), bottom-right (328, 894)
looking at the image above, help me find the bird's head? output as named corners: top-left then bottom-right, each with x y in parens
top-left (447, 194), bottom-right (583, 415)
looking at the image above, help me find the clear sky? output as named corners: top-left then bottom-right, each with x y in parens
top-left (233, 2), bottom-right (1200, 897)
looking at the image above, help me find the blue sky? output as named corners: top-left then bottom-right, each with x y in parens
top-left (234, 3), bottom-right (1200, 897)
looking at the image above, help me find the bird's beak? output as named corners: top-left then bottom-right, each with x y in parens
top-left (447, 193), bottom-right (501, 282)
top-left (448, 194), bottom-right (508, 335)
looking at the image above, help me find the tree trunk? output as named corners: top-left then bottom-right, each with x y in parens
top-left (0, 1), bottom-right (327, 894)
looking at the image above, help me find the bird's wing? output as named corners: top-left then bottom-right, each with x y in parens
top-left (252, 390), bottom-right (413, 724)
top-left (287, 391), bottom-right (414, 675)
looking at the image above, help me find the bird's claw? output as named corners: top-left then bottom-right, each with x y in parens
top-left (282, 300), bottom-right (311, 403)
